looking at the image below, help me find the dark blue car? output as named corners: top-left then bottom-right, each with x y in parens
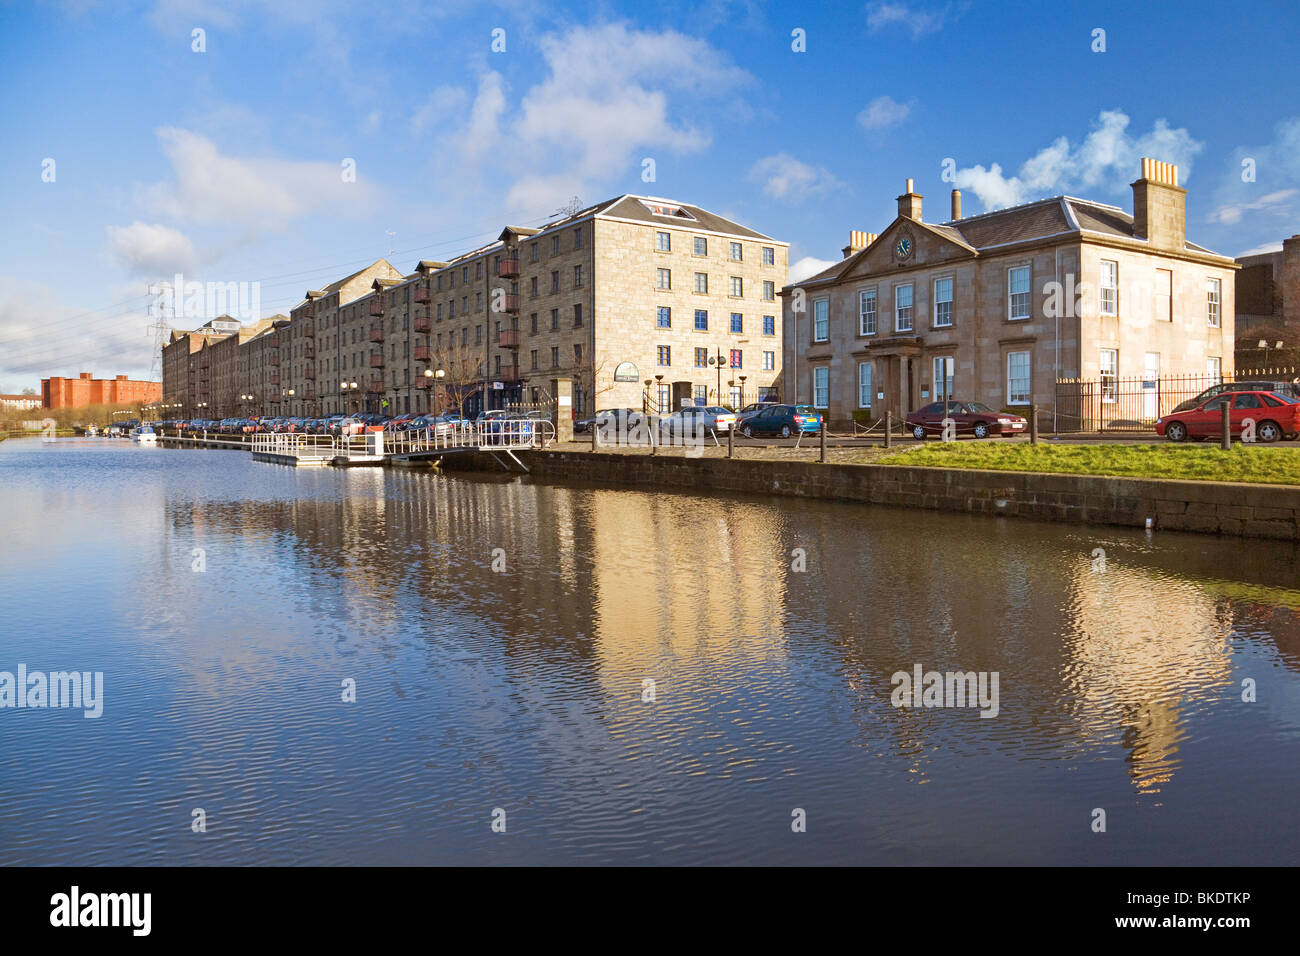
top-left (737, 404), bottom-right (821, 438)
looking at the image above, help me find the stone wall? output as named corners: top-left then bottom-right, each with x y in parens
top-left (447, 450), bottom-right (1300, 540)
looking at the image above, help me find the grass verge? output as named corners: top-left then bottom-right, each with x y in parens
top-left (877, 441), bottom-right (1300, 485)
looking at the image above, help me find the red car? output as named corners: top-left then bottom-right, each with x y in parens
top-left (1156, 390), bottom-right (1300, 443)
top-left (906, 400), bottom-right (1028, 439)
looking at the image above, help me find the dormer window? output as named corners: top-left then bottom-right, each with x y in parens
top-left (638, 199), bottom-right (696, 220)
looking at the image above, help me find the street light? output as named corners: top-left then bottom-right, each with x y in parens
top-left (708, 350), bottom-right (727, 404)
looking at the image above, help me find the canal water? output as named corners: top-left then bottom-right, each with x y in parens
top-left (1, 436), bottom-right (1297, 865)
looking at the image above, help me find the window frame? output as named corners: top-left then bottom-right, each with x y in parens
top-left (894, 283), bottom-right (914, 332)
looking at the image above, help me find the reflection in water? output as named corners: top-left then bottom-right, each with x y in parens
top-left (0, 437), bottom-right (1298, 865)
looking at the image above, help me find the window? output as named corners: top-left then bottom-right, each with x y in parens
top-left (762, 280), bottom-right (775, 301)
top-left (530, 313), bottom-right (538, 333)
top-left (449, 300), bottom-right (455, 318)
top-left (657, 345), bottom-right (671, 366)
top-left (692, 384), bottom-right (707, 405)
top-left (476, 262), bottom-right (482, 279)
top-left (858, 362), bottom-right (873, 408)
top-left (762, 246), bottom-right (775, 266)
top-left (1099, 349), bottom-right (1118, 403)
top-left (1207, 278), bottom-right (1221, 327)
top-left (657, 307), bottom-right (671, 329)
top-left (657, 268), bottom-right (671, 290)
top-left (694, 272), bottom-right (708, 294)
top-left (552, 235), bottom-right (560, 254)
top-left (530, 276), bottom-right (538, 297)
top-left (530, 243), bottom-right (539, 262)
top-left (550, 309), bottom-right (559, 330)
top-left (656, 231), bottom-right (671, 252)
top-left (813, 366), bottom-right (829, 408)
top-left (894, 284), bottom-right (913, 332)
top-left (694, 237), bottom-right (707, 256)
top-left (574, 265), bottom-right (584, 287)
top-left (551, 271), bottom-right (559, 293)
top-left (1100, 260), bottom-right (1118, 315)
top-left (859, 289), bottom-right (877, 335)
top-left (1207, 355), bottom-right (1222, 383)
top-left (763, 350), bottom-right (775, 371)
top-left (573, 228), bottom-right (583, 249)
top-left (463, 266), bottom-right (469, 283)
top-left (695, 347), bottom-right (708, 368)
top-left (475, 292), bottom-right (482, 311)
top-left (1008, 266), bottom-right (1031, 320)
top-left (730, 313), bottom-right (743, 333)
top-left (694, 309), bottom-right (708, 331)
top-left (763, 315), bottom-right (775, 336)
top-left (813, 298), bottom-right (829, 341)
top-left (573, 304), bottom-right (583, 327)
top-left (730, 242), bottom-right (743, 261)
top-left (730, 349), bottom-right (742, 368)
top-left (933, 277), bottom-right (953, 327)
top-left (475, 325), bottom-right (482, 344)
top-left (574, 343), bottom-right (582, 362)
top-left (551, 346), bottom-right (559, 367)
top-left (729, 276), bottom-right (743, 297)
top-left (932, 356), bottom-right (954, 401)
top-left (1155, 268), bottom-right (1172, 321)
top-left (530, 349), bottom-right (538, 370)
top-left (1007, 350), bottom-right (1031, 405)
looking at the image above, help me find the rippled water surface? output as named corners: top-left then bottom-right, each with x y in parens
top-left (1, 437), bottom-right (1298, 864)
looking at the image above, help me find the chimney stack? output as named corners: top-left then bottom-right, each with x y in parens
top-left (1132, 158), bottom-right (1186, 252)
top-left (842, 230), bottom-right (878, 259)
top-left (951, 189), bottom-right (962, 221)
top-left (897, 178), bottom-right (923, 221)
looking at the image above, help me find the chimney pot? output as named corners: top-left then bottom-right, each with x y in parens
top-left (951, 189), bottom-right (962, 221)
top-left (906, 178), bottom-right (914, 193)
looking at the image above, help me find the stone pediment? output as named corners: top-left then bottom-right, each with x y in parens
top-left (840, 217), bottom-right (977, 281)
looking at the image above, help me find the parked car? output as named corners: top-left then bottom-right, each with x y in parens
top-left (1156, 390), bottom-right (1300, 443)
top-left (659, 405), bottom-right (736, 439)
top-left (575, 407), bottom-right (641, 434)
top-left (906, 401), bottom-right (1028, 440)
top-left (737, 404), bottom-right (822, 438)
top-left (735, 402), bottom-right (781, 426)
top-left (1170, 380), bottom-right (1300, 413)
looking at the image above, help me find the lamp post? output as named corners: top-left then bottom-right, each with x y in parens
top-left (654, 373), bottom-right (665, 410)
top-left (423, 367), bottom-right (446, 413)
top-left (708, 350), bottom-right (727, 405)
top-left (739, 375), bottom-right (747, 409)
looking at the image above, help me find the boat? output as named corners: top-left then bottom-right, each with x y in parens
top-left (131, 425), bottom-right (157, 445)
top-left (85, 425), bottom-right (98, 437)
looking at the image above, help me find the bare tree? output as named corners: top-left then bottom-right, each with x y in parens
top-left (428, 347), bottom-right (484, 419)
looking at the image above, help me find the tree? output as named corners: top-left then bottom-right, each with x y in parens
top-left (428, 346), bottom-right (484, 419)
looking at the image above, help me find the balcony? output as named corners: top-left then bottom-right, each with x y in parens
top-left (268, 334), bottom-right (280, 348)
top-left (300, 324), bottom-right (315, 338)
top-left (496, 329), bottom-right (520, 349)
top-left (300, 302), bottom-right (315, 318)
top-left (502, 293), bottom-right (521, 314)
top-left (498, 257), bottom-right (519, 277)
top-left (269, 354), bottom-right (281, 366)
top-left (497, 364), bottom-right (521, 383)
top-left (413, 344), bottom-right (431, 362)
top-left (413, 315), bottom-right (430, 334)
top-left (269, 371), bottom-right (281, 385)
top-left (369, 352), bottom-right (385, 369)
top-left (415, 286), bottom-right (430, 303)
top-left (304, 367), bottom-right (316, 380)
top-left (369, 325), bottom-right (385, 343)
top-left (368, 298), bottom-right (384, 316)
top-left (416, 378), bottom-right (432, 390)
top-left (366, 381), bottom-right (385, 394)
top-left (303, 344), bottom-right (315, 360)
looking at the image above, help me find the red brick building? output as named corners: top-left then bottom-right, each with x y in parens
top-left (41, 372), bottom-right (162, 409)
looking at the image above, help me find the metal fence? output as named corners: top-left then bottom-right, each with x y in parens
top-left (1054, 368), bottom-right (1300, 432)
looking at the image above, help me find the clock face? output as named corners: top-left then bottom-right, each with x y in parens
top-left (896, 236), bottom-right (913, 259)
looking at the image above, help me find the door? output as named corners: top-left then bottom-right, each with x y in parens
top-left (1143, 352), bottom-right (1160, 421)
top-left (1189, 395), bottom-right (1230, 438)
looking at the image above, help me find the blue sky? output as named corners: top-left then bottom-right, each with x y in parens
top-left (1, 0), bottom-right (1298, 391)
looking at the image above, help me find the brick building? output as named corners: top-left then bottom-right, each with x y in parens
top-left (783, 158), bottom-right (1237, 428)
top-left (42, 372), bottom-right (161, 409)
top-left (1235, 235), bottom-right (1300, 360)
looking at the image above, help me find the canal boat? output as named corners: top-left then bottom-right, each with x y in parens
top-left (131, 425), bottom-right (158, 445)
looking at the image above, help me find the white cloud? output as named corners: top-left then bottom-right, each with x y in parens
top-left (443, 22), bottom-right (751, 216)
top-left (409, 86), bottom-right (469, 137)
top-left (790, 256), bottom-right (839, 283)
top-left (953, 109), bottom-right (1204, 212)
top-left (138, 127), bottom-right (378, 233)
top-left (748, 153), bottom-right (844, 202)
top-left (857, 95), bottom-right (913, 130)
top-left (1235, 241), bottom-right (1285, 258)
top-left (105, 221), bottom-right (197, 276)
top-left (866, 2), bottom-right (950, 39)
top-left (1210, 118), bottom-right (1300, 230)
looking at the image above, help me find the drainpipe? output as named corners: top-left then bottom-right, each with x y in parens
top-left (1054, 247), bottom-right (1061, 432)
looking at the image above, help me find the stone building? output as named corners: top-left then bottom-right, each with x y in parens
top-left (1235, 235), bottom-right (1300, 364)
top-left (782, 159), bottom-right (1238, 429)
